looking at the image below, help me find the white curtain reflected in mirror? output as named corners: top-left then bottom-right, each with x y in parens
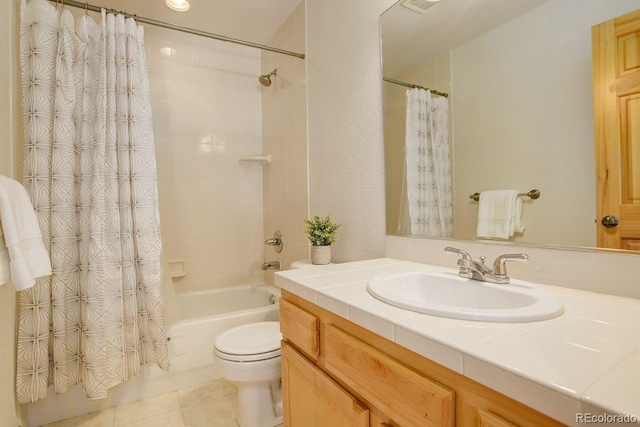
top-left (398, 88), bottom-right (452, 237)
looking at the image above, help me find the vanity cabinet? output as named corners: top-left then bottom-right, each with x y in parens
top-left (281, 341), bottom-right (369, 426)
top-left (279, 293), bottom-right (563, 427)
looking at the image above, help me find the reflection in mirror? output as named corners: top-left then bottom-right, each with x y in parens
top-left (382, 0), bottom-right (640, 250)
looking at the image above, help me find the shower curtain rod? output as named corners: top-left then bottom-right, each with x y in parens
top-left (48, 0), bottom-right (306, 59)
top-left (383, 77), bottom-right (448, 98)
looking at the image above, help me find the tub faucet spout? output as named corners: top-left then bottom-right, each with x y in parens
top-left (262, 261), bottom-right (281, 270)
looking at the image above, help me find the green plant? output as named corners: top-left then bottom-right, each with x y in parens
top-left (303, 215), bottom-right (340, 246)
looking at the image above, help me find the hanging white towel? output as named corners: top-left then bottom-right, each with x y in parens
top-left (0, 175), bottom-right (51, 290)
top-left (513, 196), bottom-right (525, 234)
top-left (476, 190), bottom-right (524, 239)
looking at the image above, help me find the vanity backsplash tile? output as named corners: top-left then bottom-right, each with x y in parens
top-left (386, 236), bottom-right (640, 300)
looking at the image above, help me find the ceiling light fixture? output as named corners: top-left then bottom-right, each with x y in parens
top-left (166, 0), bottom-right (190, 12)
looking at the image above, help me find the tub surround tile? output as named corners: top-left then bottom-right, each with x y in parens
top-left (281, 258), bottom-right (640, 423)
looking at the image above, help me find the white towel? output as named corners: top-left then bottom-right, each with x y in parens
top-left (0, 175), bottom-right (51, 290)
top-left (476, 190), bottom-right (524, 239)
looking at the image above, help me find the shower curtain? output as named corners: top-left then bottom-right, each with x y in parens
top-left (402, 88), bottom-right (453, 237)
top-left (17, 0), bottom-right (169, 403)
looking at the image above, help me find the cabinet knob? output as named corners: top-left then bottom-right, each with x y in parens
top-left (601, 215), bottom-right (619, 228)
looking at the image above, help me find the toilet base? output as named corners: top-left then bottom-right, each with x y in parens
top-left (236, 379), bottom-right (283, 427)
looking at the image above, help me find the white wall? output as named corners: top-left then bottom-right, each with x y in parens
top-left (306, 0), bottom-right (396, 262)
top-left (451, 0), bottom-right (640, 246)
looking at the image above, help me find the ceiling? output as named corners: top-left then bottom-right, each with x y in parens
top-left (97, 0), bottom-right (302, 45)
top-left (382, 0), bottom-right (551, 76)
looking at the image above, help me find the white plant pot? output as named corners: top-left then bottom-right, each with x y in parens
top-left (310, 245), bottom-right (331, 265)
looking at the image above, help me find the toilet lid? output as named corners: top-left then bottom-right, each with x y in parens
top-left (214, 322), bottom-right (282, 361)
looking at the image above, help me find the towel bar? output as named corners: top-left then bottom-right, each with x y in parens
top-left (470, 189), bottom-right (540, 202)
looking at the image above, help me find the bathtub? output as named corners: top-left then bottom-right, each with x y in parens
top-left (25, 283), bottom-right (281, 426)
top-left (168, 284), bottom-right (281, 374)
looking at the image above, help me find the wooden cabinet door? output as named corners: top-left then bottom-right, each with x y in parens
top-left (477, 409), bottom-right (517, 427)
top-left (593, 8), bottom-right (640, 250)
top-left (281, 341), bottom-right (369, 427)
top-left (323, 325), bottom-right (454, 427)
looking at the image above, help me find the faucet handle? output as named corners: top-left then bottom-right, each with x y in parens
top-left (492, 253), bottom-right (530, 276)
top-left (444, 247), bottom-right (472, 261)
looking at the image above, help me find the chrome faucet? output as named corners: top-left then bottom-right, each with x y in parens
top-left (444, 247), bottom-right (529, 284)
top-left (262, 260), bottom-right (281, 271)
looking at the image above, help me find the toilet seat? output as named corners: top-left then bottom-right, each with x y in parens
top-left (214, 322), bottom-right (282, 362)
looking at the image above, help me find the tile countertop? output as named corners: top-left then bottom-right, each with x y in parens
top-left (274, 258), bottom-right (640, 426)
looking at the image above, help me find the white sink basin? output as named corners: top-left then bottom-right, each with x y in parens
top-left (367, 270), bottom-right (564, 322)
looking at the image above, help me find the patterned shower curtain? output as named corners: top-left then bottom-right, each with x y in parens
top-left (404, 88), bottom-right (453, 237)
top-left (17, 0), bottom-right (169, 403)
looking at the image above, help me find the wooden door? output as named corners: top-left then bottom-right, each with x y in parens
top-left (281, 341), bottom-right (369, 427)
top-left (593, 8), bottom-right (640, 250)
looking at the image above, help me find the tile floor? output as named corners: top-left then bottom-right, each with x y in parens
top-left (42, 379), bottom-right (243, 427)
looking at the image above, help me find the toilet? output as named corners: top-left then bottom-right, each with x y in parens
top-left (213, 259), bottom-right (323, 427)
top-left (214, 322), bottom-right (283, 427)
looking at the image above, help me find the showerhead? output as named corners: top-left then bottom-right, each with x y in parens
top-left (259, 69), bottom-right (278, 87)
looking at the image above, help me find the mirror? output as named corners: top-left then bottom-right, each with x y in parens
top-left (382, 0), bottom-right (640, 250)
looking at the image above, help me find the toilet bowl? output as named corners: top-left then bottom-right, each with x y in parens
top-left (214, 260), bottom-right (326, 426)
top-left (214, 322), bottom-right (282, 427)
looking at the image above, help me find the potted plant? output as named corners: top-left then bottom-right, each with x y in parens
top-left (303, 215), bottom-right (340, 265)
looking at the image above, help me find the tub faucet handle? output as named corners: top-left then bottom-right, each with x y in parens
top-left (265, 231), bottom-right (283, 253)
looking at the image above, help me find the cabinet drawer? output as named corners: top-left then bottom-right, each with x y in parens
top-left (280, 299), bottom-right (319, 359)
top-left (324, 325), bottom-right (455, 427)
